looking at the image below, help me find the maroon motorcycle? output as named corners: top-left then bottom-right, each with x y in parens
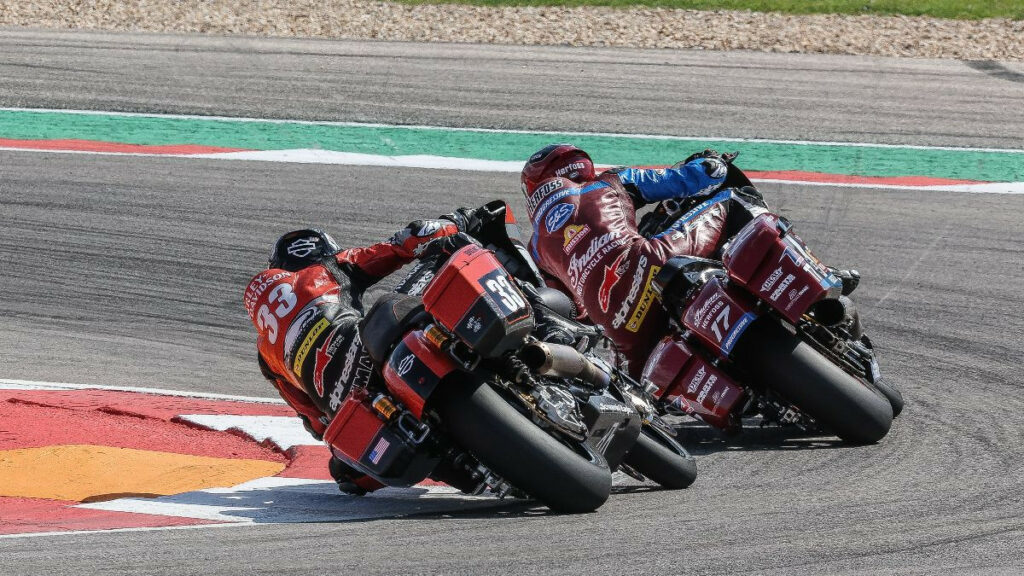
top-left (637, 163), bottom-right (902, 444)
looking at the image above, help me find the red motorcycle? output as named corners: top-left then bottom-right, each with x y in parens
top-left (322, 202), bottom-right (695, 513)
top-left (637, 164), bottom-right (903, 444)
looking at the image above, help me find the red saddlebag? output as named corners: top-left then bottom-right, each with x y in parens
top-left (422, 244), bottom-right (535, 358)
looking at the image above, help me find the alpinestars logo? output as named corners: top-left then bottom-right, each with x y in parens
top-left (612, 255), bottom-right (648, 328)
top-left (312, 327), bottom-right (341, 396)
top-left (704, 158), bottom-right (727, 180)
top-left (597, 251), bottom-right (629, 313)
top-left (413, 220), bottom-right (442, 237)
top-left (287, 237), bottom-right (320, 258)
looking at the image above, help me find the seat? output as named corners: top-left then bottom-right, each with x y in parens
top-left (359, 293), bottom-right (430, 367)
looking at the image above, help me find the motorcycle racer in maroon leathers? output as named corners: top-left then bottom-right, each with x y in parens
top-left (523, 144), bottom-right (742, 377)
top-left (245, 220), bottom-right (459, 493)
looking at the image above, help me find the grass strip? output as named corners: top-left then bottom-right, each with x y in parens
top-left (394, 0), bottom-right (1024, 20)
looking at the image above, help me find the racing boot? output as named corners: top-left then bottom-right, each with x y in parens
top-left (329, 448), bottom-right (389, 495)
top-left (829, 267), bottom-right (860, 296)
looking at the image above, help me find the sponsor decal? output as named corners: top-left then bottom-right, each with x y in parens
top-left (293, 318), bottom-right (331, 377)
top-left (720, 312), bottom-right (756, 355)
top-left (407, 269), bottom-right (435, 296)
top-left (691, 291), bottom-right (722, 328)
top-left (287, 236), bottom-right (320, 258)
top-left (465, 315), bottom-right (483, 333)
top-left (526, 179), bottom-right (565, 216)
top-left (686, 366), bottom-right (707, 395)
top-left (712, 388), bottom-right (731, 408)
top-left (545, 203), bottom-right (575, 233)
top-left (567, 231), bottom-right (630, 293)
top-left (612, 254), bottom-right (648, 328)
top-left (368, 436), bottom-right (390, 465)
top-left (641, 343), bottom-right (668, 382)
top-left (591, 397), bottom-right (635, 415)
top-left (328, 381), bottom-right (347, 410)
top-left (625, 265), bottom-right (661, 333)
top-left (694, 183), bottom-right (720, 196)
top-left (283, 307), bottom-right (320, 361)
top-left (671, 395), bottom-right (695, 414)
top-left (244, 271), bottom-right (292, 316)
top-left (779, 247), bottom-right (805, 267)
top-left (785, 286), bottom-right (811, 311)
top-left (312, 326), bottom-right (342, 396)
top-left (562, 224), bottom-right (590, 254)
top-left (597, 251), bottom-right (629, 313)
top-left (396, 354), bottom-right (415, 377)
top-left (761, 267), bottom-right (784, 293)
top-left (532, 182), bottom-right (608, 227)
top-left (770, 274), bottom-right (796, 302)
top-left (413, 220), bottom-right (441, 237)
top-left (339, 334), bottom-right (363, 384)
top-left (696, 375), bottom-right (718, 404)
top-left (555, 161), bottom-right (587, 178)
top-left (703, 157), bottom-right (727, 180)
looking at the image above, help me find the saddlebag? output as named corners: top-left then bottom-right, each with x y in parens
top-left (422, 244), bottom-right (535, 358)
top-left (642, 336), bottom-right (747, 431)
top-left (722, 213), bottom-right (843, 323)
top-left (323, 393), bottom-right (436, 486)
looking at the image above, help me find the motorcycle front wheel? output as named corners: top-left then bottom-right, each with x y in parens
top-left (432, 376), bottom-right (612, 513)
top-left (732, 317), bottom-right (894, 444)
top-left (623, 428), bottom-right (697, 490)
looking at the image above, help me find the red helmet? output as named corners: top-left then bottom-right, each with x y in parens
top-left (521, 144), bottom-right (595, 195)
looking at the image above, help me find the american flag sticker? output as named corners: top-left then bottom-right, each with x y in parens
top-left (368, 436), bottom-right (390, 465)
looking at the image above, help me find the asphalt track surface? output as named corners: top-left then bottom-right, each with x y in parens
top-left (2, 30), bottom-right (1023, 574)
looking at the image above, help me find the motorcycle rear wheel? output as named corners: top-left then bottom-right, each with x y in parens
top-left (432, 376), bottom-right (612, 513)
top-left (623, 428), bottom-right (697, 490)
top-left (733, 317), bottom-right (894, 444)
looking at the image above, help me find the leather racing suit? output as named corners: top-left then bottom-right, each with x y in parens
top-left (526, 160), bottom-right (731, 377)
top-left (244, 220), bottom-right (458, 492)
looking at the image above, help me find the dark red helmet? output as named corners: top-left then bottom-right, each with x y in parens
top-left (521, 144), bottom-right (595, 195)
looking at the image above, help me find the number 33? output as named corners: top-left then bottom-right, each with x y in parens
top-left (256, 284), bottom-right (297, 344)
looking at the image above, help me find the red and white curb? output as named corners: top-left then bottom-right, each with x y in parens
top-left (0, 379), bottom-right (507, 539)
top-left (1, 139), bottom-right (1022, 194)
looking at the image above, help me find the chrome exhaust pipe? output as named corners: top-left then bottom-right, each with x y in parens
top-left (520, 341), bottom-right (611, 388)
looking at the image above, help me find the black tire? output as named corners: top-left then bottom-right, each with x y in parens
top-left (624, 429), bottom-right (697, 489)
top-left (733, 318), bottom-right (894, 444)
top-left (873, 378), bottom-right (905, 418)
top-left (432, 376), bottom-right (612, 513)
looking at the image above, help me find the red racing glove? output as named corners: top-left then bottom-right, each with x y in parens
top-left (389, 219), bottom-right (461, 259)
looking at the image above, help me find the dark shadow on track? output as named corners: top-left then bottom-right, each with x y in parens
top-left (966, 60), bottom-right (1024, 83)
top-left (672, 418), bottom-right (848, 457)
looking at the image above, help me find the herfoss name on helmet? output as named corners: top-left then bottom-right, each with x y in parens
top-left (555, 162), bottom-right (588, 179)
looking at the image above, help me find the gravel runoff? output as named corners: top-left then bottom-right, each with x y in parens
top-left (1, 1), bottom-right (1023, 61)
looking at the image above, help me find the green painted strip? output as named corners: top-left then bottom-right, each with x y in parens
top-left (1, 109), bottom-right (1021, 182)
